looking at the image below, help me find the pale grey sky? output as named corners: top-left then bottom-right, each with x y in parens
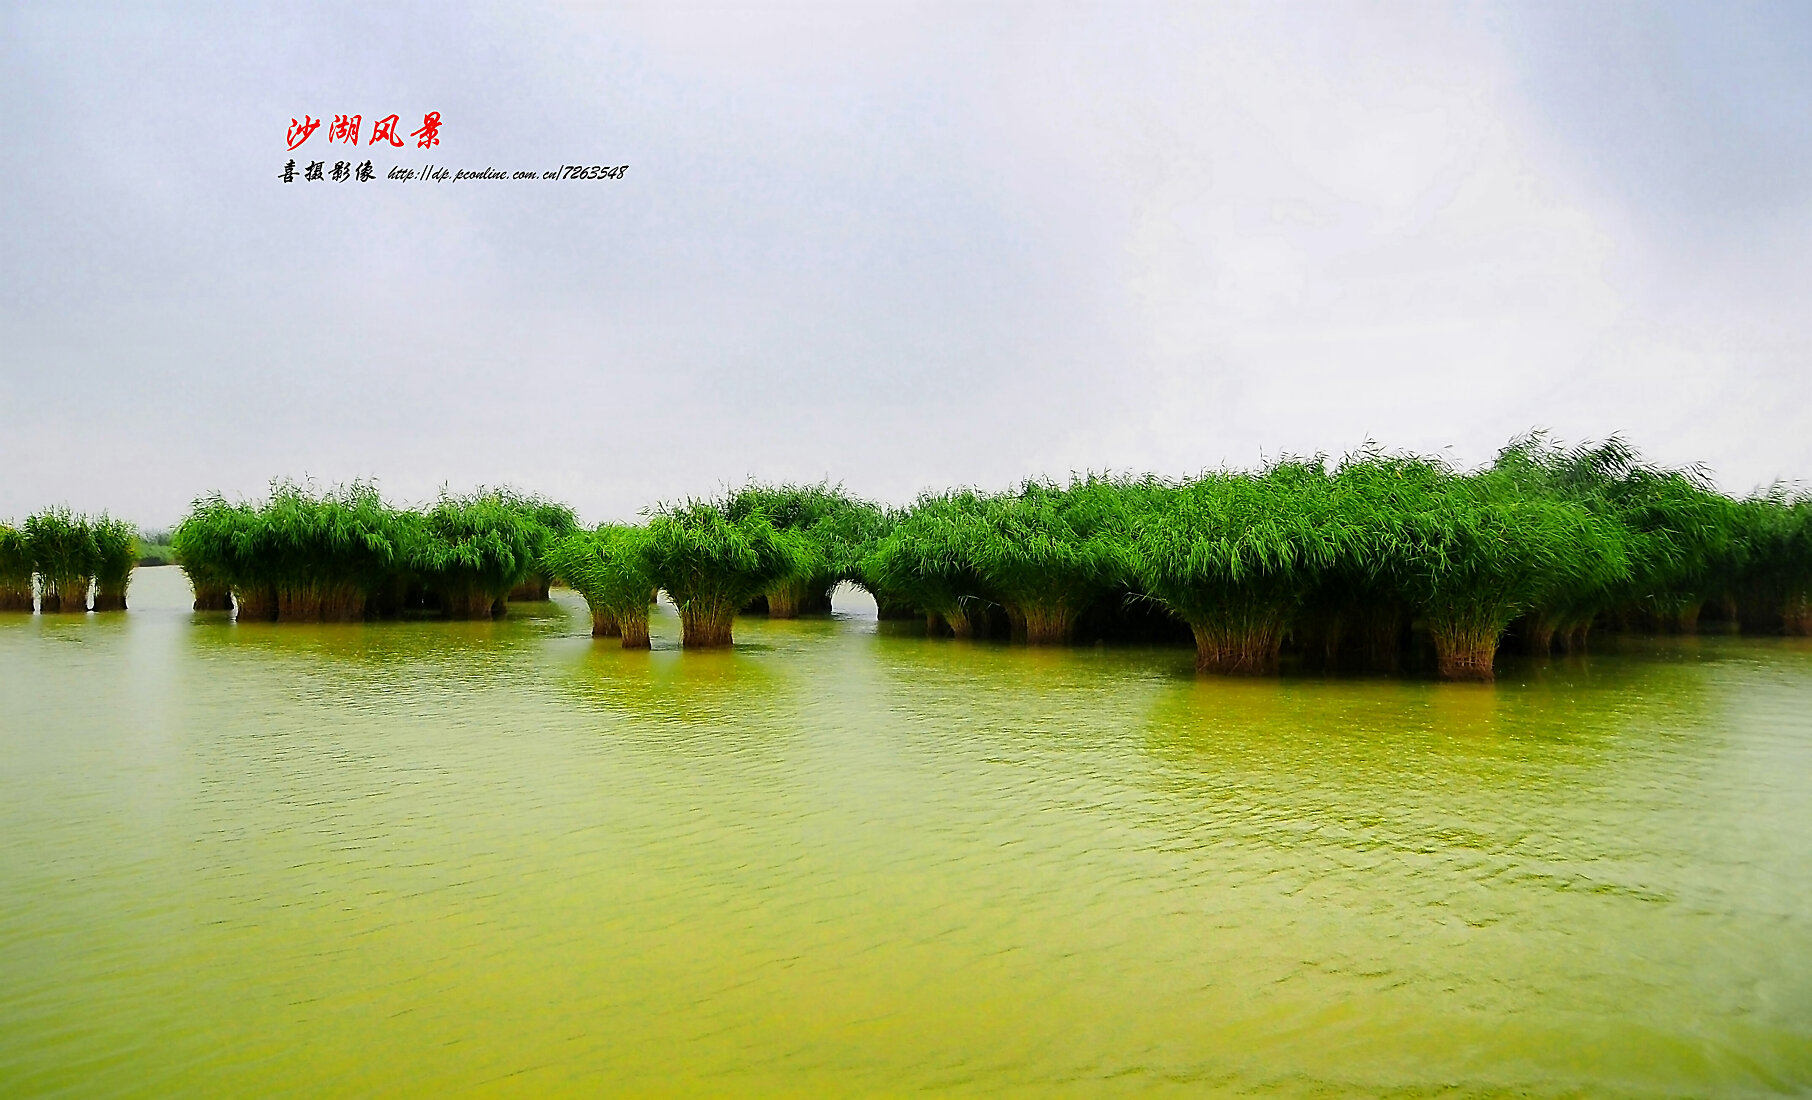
top-left (2, 1), bottom-right (1809, 526)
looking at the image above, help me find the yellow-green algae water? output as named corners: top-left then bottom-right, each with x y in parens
top-left (3, 568), bottom-right (1810, 1097)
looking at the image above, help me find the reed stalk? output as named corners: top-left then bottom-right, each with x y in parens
top-left (26, 507), bottom-right (96, 614)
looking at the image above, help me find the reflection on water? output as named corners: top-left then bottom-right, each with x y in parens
top-left (2, 569), bottom-right (1809, 1096)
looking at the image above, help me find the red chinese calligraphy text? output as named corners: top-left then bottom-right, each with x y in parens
top-left (369, 114), bottom-right (405, 148)
top-left (286, 115), bottom-right (321, 150)
top-left (411, 111), bottom-right (442, 150)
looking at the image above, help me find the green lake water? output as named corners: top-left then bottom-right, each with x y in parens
top-left (3, 566), bottom-right (1810, 1097)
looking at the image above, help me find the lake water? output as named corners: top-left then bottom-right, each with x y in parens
top-left (3, 566), bottom-right (1809, 1097)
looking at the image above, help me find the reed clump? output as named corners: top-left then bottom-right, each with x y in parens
top-left (410, 490), bottom-right (544, 619)
top-left (172, 482), bottom-right (569, 622)
top-left (89, 517), bottom-right (139, 611)
top-left (172, 481), bottom-right (399, 622)
top-left (1391, 464), bottom-right (1626, 681)
top-left (1133, 463), bottom-right (1350, 674)
top-left (24, 507), bottom-right (97, 613)
top-left (545, 525), bottom-right (657, 647)
top-left (860, 493), bottom-right (992, 638)
top-left (507, 499), bottom-right (579, 601)
top-left (0, 523), bottom-right (34, 612)
top-left (171, 495), bottom-right (253, 613)
top-left (0, 510), bottom-right (144, 614)
top-left (644, 499), bottom-right (808, 647)
top-left (1731, 490), bottom-right (1812, 635)
top-left (722, 483), bottom-right (884, 618)
top-left (1488, 435), bottom-right (1726, 647)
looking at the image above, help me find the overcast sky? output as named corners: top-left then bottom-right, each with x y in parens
top-left (2, 1), bottom-right (1809, 526)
